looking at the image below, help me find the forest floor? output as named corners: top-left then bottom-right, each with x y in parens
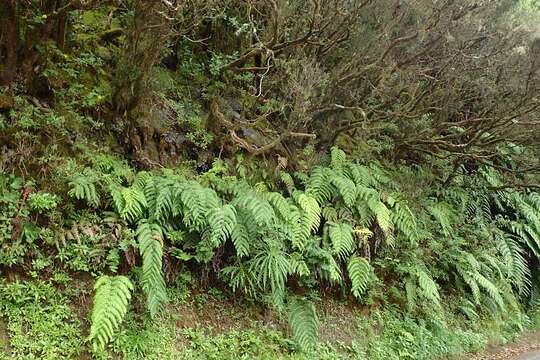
top-left (464, 331), bottom-right (540, 360)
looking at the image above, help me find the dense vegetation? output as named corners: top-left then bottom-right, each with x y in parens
top-left (0, 0), bottom-right (539, 359)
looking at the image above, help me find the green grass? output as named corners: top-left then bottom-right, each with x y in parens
top-left (1, 276), bottom-right (537, 360)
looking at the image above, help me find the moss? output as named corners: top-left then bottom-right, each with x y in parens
top-left (0, 93), bottom-right (14, 111)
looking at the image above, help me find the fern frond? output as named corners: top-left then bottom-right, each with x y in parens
top-left (120, 186), bottom-right (147, 223)
top-left (472, 272), bottom-right (506, 310)
top-left (306, 167), bottom-right (334, 204)
top-left (329, 222), bottom-right (355, 259)
top-left (250, 243), bottom-right (290, 295)
top-left (68, 173), bottom-right (100, 207)
top-left (331, 175), bottom-right (357, 207)
top-left (266, 192), bottom-right (293, 221)
top-left (181, 181), bottom-right (220, 231)
top-left (427, 202), bottom-right (453, 236)
top-left (405, 277), bottom-right (417, 311)
top-left (416, 268), bottom-right (440, 305)
top-left (136, 221), bottom-right (167, 317)
top-left (288, 298), bottom-right (319, 351)
top-left (88, 275), bottom-right (133, 351)
top-left (234, 191), bottom-right (275, 226)
top-left (367, 197), bottom-right (393, 243)
top-left (230, 213), bottom-right (252, 258)
top-left (348, 256), bottom-right (373, 299)
top-left (391, 200), bottom-right (417, 244)
top-left (279, 171), bottom-right (295, 194)
top-left (298, 193), bottom-right (321, 234)
top-left (207, 204), bottom-right (237, 246)
top-left (330, 146), bottom-right (347, 169)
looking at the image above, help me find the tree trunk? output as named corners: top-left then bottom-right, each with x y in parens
top-left (56, 13), bottom-right (68, 51)
top-left (0, 0), bottom-right (19, 86)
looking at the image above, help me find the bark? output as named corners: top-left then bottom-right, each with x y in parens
top-left (0, 0), bottom-right (19, 86)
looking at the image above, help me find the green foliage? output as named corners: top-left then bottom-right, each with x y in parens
top-left (89, 275), bottom-right (134, 352)
top-left (328, 222), bottom-right (355, 259)
top-left (27, 192), bottom-right (58, 214)
top-left (137, 222), bottom-right (167, 317)
top-left (68, 171), bottom-right (100, 207)
top-left (287, 298), bottom-right (319, 351)
top-left (0, 280), bottom-right (84, 359)
top-left (348, 256), bottom-right (374, 299)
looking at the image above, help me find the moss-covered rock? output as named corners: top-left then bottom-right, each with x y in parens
top-left (0, 93), bottom-right (14, 111)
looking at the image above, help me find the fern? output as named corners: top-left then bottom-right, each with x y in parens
top-left (348, 256), bottom-right (373, 299)
top-left (230, 213), bottom-right (252, 257)
top-left (181, 181), bottom-right (219, 230)
top-left (306, 167), bottom-right (334, 204)
top-left (68, 172), bottom-right (100, 207)
top-left (472, 272), bottom-right (506, 310)
top-left (207, 204), bottom-right (236, 246)
top-left (234, 191), bottom-right (275, 226)
top-left (331, 174), bottom-right (357, 207)
top-left (279, 171), bottom-right (295, 194)
top-left (288, 298), bottom-right (319, 351)
top-left (297, 193), bottom-right (321, 233)
top-left (88, 275), bottom-right (133, 351)
top-left (137, 221), bottom-right (167, 317)
top-left (366, 196), bottom-right (393, 243)
top-left (250, 241), bottom-right (290, 296)
top-left (416, 268), bottom-right (440, 305)
top-left (405, 277), bottom-right (418, 311)
top-left (391, 199), bottom-right (417, 244)
top-left (328, 221), bottom-right (355, 259)
top-left (119, 185), bottom-right (147, 222)
top-left (427, 202), bottom-right (453, 236)
top-left (266, 192), bottom-right (293, 221)
top-left (330, 146), bottom-right (347, 169)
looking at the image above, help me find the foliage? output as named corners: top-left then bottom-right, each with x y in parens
top-left (88, 275), bottom-right (134, 352)
top-left (0, 0), bottom-right (539, 357)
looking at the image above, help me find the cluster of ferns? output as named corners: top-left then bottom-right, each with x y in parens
top-left (76, 148), bottom-right (540, 352)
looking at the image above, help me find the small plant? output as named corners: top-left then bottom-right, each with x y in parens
top-left (27, 192), bottom-right (58, 214)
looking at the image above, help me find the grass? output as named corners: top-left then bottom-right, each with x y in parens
top-left (0, 274), bottom-right (538, 360)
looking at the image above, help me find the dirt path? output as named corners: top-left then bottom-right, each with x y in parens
top-left (465, 331), bottom-right (540, 360)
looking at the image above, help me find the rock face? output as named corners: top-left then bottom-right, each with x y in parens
top-left (0, 94), bottom-right (14, 111)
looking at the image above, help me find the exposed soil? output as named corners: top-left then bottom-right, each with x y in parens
top-left (465, 331), bottom-right (540, 360)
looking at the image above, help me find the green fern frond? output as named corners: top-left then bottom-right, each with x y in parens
top-left (266, 192), bottom-right (293, 221)
top-left (367, 197), bottom-right (393, 243)
top-left (306, 167), bottom-right (334, 204)
top-left (181, 181), bottom-right (220, 231)
top-left (250, 243), bottom-right (290, 295)
top-left (329, 222), bottom-right (355, 259)
top-left (331, 175), bottom-right (357, 208)
top-left (136, 221), bottom-right (167, 317)
top-left (405, 277), bottom-right (417, 311)
top-left (321, 206), bottom-right (338, 222)
top-left (472, 272), bottom-right (506, 310)
top-left (427, 202), bottom-right (453, 236)
top-left (88, 275), bottom-right (133, 352)
top-left (288, 298), bottom-right (319, 351)
top-left (416, 268), bottom-right (440, 305)
top-left (330, 146), bottom-right (347, 169)
top-left (279, 171), bottom-right (295, 194)
top-left (298, 193), bottom-right (321, 234)
top-left (391, 200), bottom-right (417, 244)
top-left (68, 173), bottom-right (100, 207)
top-left (208, 204), bottom-right (237, 246)
top-left (234, 191), bottom-right (275, 226)
top-left (230, 213), bottom-right (252, 258)
top-left (120, 186), bottom-right (147, 223)
top-left (348, 256), bottom-right (373, 299)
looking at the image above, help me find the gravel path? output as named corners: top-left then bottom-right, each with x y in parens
top-left (465, 331), bottom-right (540, 360)
top-left (514, 351), bottom-right (540, 360)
